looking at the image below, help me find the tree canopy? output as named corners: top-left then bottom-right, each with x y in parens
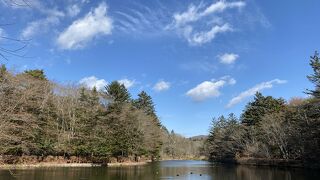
top-left (24, 69), bottom-right (47, 80)
top-left (306, 51), bottom-right (320, 98)
top-left (205, 52), bottom-right (320, 167)
top-left (241, 92), bottom-right (286, 126)
top-left (105, 81), bottom-right (131, 103)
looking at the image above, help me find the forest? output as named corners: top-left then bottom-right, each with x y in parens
top-left (0, 66), bottom-right (203, 163)
top-left (1, 52), bottom-right (319, 168)
top-left (205, 52), bottom-right (320, 168)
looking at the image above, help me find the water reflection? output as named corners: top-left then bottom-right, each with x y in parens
top-left (0, 160), bottom-right (318, 180)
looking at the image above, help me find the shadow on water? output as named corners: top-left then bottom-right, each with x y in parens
top-left (0, 160), bottom-right (319, 180)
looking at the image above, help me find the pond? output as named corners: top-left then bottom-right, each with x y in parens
top-left (0, 160), bottom-right (319, 180)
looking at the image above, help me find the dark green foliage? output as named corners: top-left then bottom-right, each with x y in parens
top-left (105, 81), bottom-right (130, 103)
top-left (74, 87), bottom-right (101, 156)
top-left (134, 91), bottom-right (156, 116)
top-left (107, 104), bottom-right (144, 156)
top-left (0, 64), bottom-right (6, 77)
top-left (206, 114), bottom-right (244, 161)
top-left (306, 51), bottom-right (320, 98)
top-left (134, 91), bottom-right (162, 127)
top-left (297, 99), bottom-right (320, 163)
top-left (24, 69), bottom-right (47, 80)
top-left (241, 92), bottom-right (286, 126)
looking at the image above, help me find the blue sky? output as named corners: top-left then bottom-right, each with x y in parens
top-left (1, 0), bottom-right (319, 136)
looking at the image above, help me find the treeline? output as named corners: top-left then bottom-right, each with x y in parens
top-left (205, 52), bottom-right (320, 167)
top-left (0, 66), bottom-right (164, 160)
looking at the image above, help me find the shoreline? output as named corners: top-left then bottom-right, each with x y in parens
top-left (0, 155), bottom-right (153, 169)
top-left (0, 159), bottom-right (208, 169)
top-left (0, 161), bottom-right (151, 169)
top-left (1, 159), bottom-right (206, 169)
top-left (211, 157), bottom-right (320, 169)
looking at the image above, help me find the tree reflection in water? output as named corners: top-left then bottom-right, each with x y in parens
top-left (0, 160), bottom-right (318, 180)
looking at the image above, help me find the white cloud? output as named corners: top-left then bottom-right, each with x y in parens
top-left (79, 76), bottom-right (108, 91)
top-left (203, 1), bottom-right (245, 16)
top-left (228, 78), bottom-right (237, 85)
top-left (187, 23), bottom-right (232, 45)
top-left (186, 80), bottom-right (225, 101)
top-left (114, 2), bottom-right (168, 36)
top-left (57, 2), bottom-right (113, 50)
top-left (173, 1), bottom-right (245, 26)
top-left (169, 1), bottom-right (245, 45)
top-left (0, 28), bottom-right (6, 37)
top-left (186, 76), bottom-right (235, 101)
top-left (16, 0), bottom-right (65, 39)
top-left (21, 15), bottom-right (62, 39)
top-left (221, 75), bottom-right (237, 85)
top-left (226, 79), bottom-right (287, 108)
top-left (67, 4), bottom-right (81, 17)
top-left (153, 80), bottom-right (170, 92)
top-left (118, 78), bottom-right (136, 88)
top-left (219, 53), bottom-right (239, 64)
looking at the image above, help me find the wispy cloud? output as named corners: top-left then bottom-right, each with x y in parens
top-left (0, 0), bottom-right (42, 9)
top-left (221, 75), bottom-right (237, 85)
top-left (153, 80), bottom-right (171, 92)
top-left (186, 76), bottom-right (235, 102)
top-left (21, 14), bottom-right (63, 39)
top-left (19, 2), bottom-right (65, 39)
top-left (118, 78), bottom-right (136, 88)
top-left (57, 2), bottom-right (113, 50)
top-left (219, 53), bottom-right (239, 64)
top-left (226, 79), bottom-right (287, 108)
top-left (172, 1), bottom-right (245, 26)
top-left (113, 3), bottom-right (168, 36)
top-left (187, 23), bottom-right (232, 45)
top-left (168, 1), bottom-right (245, 45)
top-left (79, 76), bottom-right (108, 91)
top-left (0, 28), bottom-right (6, 37)
top-left (17, 0), bottom-right (90, 39)
top-left (67, 4), bottom-right (81, 17)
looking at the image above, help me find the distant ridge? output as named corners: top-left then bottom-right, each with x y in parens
top-left (189, 135), bottom-right (207, 141)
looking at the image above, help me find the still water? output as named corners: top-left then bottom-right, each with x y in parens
top-left (0, 160), bottom-right (319, 180)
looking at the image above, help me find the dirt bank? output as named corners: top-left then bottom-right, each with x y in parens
top-left (0, 155), bottom-right (151, 169)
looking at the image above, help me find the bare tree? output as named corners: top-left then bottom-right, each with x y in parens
top-left (0, 0), bottom-right (32, 60)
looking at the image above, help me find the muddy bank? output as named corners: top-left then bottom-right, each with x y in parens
top-left (0, 155), bottom-right (151, 169)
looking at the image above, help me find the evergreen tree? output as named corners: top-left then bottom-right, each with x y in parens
top-left (134, 91), bottom-right (156, 116)
top-left (134, 91), bottom-right (162, 126)
top-left (0, 64), bottom-right (7, 80)
top-left (74, 87), bottom-right (100, 156)
top-left (105, 81), bottom-right (131, 103)
top-left (306, 51), bottom-right (320, 98)
top-left (241, 92), bottom-right (285, 126)
top-left (24, 69), bottom-right (47, 80)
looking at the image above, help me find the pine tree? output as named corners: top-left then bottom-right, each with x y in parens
top-left (0, 64), bottom-right (7, 80)
top-left (134, 91), bottom-right (162, 126)
top-left (105, 81), bottom-right (131, 103)
top-left (241, 92), bottom-right (285, 126)
top-left (306, 51), bottom-right (320, 98)
top-left (134, 91), bottom-right (156, 115)
top-left (74, 88), bottom-right (100, 156)
top-left (24, 69), bottom-right (47, 80)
